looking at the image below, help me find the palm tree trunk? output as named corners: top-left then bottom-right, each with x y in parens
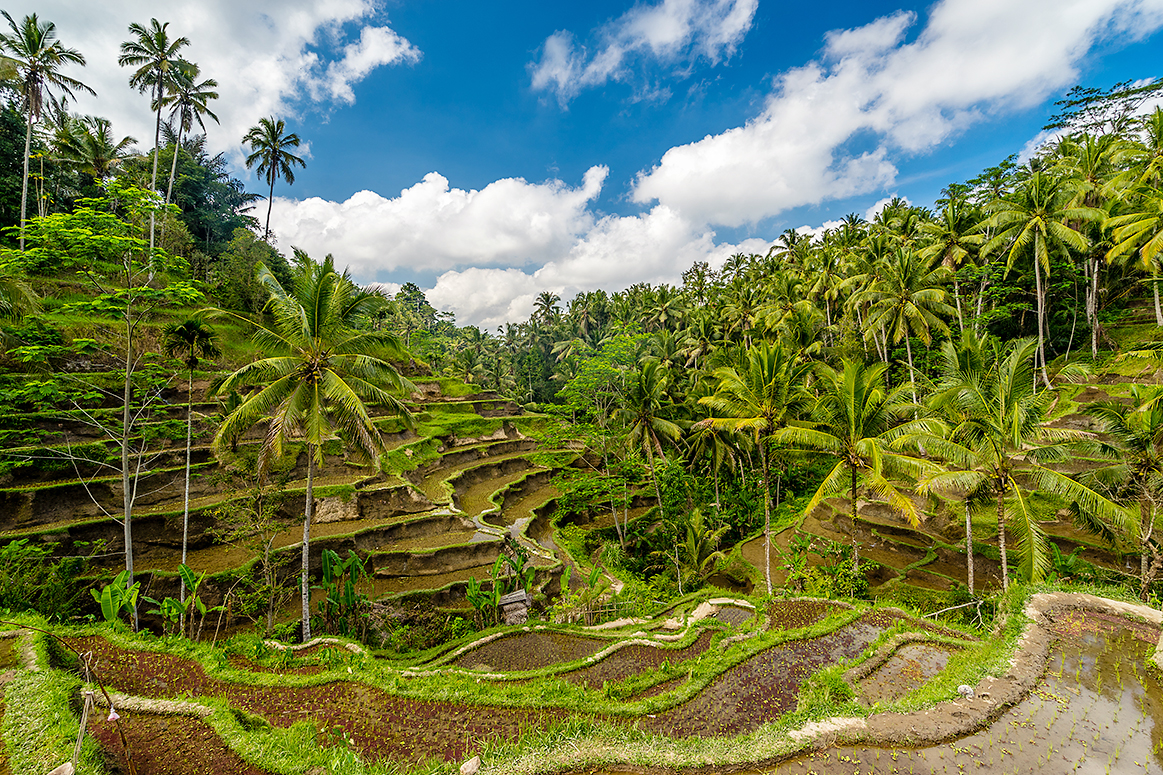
top-left (1154, 274), bottom-right (1163, 327)
top-left (179, 367), bottom-right (193, 625)
top-left (301, 445), bottom-right (315, 642)
top-left (904, 335), bottom-right (917, 404)
top-left (1141, 498), bottom-right (1155, 602)
top-left (760, 442), bottom-right (772, 596)
top-left (851, 467), bottom-right (860, 574)
top-left (122, 309), bottom-right (137, 631)
top-left (148, 83), bottom-right (162, 267)
top-left (1090, 257), bottom-right (1099, 358)
top-left (265, 174), bottom-right (275, 241)
top-left (18, 112), bottom-right (31, 251)
top-left (997, 488), bottom-right (1008, 593)
top-left (1033, 258), bottom-right (1052, 389)
top-left (965, 499), bottom-right (974, 596)
top-left (166, 124), bottom-right (184, 205)
top-left (952, 273), bottom-right (964, 332)
top-left (646, 441), bottom-right (663, 520)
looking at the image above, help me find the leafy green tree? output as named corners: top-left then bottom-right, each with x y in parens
top-left (243, 116), bottom-right (305, 240)
top-left (0, 11), bottom-right (93, 249)
top-left (699, 342), bottom-right (811, 594)
top-left (162, 317), bottom-right (220, 615)
top-left (210, 227), bottom-right (289, 310)
top-left (35, 182), bottom-right (203, 628)
top-left (213, 255), bottom-right (413, 641)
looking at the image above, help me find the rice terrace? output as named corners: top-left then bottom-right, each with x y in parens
top-left (1, 1), bottom-right (1163, 774)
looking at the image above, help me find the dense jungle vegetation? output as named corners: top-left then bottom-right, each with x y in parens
top-left (1, 9), bottom-right (1163, 647)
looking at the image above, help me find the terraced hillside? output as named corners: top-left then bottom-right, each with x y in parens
top-left (5, 589), bottom-right (1158, 775)
top-left (0, 373), bottom-right (590, 628)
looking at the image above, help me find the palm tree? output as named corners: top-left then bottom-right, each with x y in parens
top-left (119, 18), bottom-right (189, 253)
top-left (699, 342), bottom-right (812, 594)
top-left (0, 11), bottom-right (93, 250)
top-left (162, 318), bottom-right (220, 615)
top-left (1081, 384), bottom-right (1163, 600)
top-left (983, 172), bottom-right (1102, 388)
top-left (920, 336), bottom-right (1124, 591)
top-left (1107, 184), bottom-right (1163, 326)
top-left (213, 256), bottom-right (413, 641)
top-left (56, 115), bottom-right (137, 181)
top-left (0, 261), bottom-right (38, 321)
top-left (160, 60), bottom-right (218, 205)
top-left (853, 248), bottom-right (955, 403)
top-left (243, 116), bottom-right (306, 240)
top-left (616, 360), bottom-right (681, 517)
top-left (919, 197), bottom-right (984, 331)
top-left (779, 359), bottom-right (939, 574)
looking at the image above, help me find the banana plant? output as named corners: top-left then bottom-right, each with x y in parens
top-left (91, 570), bottom-right (140, 626)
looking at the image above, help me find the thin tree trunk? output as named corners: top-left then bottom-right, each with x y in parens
top-left (1090, 257), bottom-right (1099, 358)
top-left (997, 489), bottom-right (1009, 593)
top-left (905, 334), bottom-right (917, 405)
top-left (166, 125), bottom-right (183, 205)
top-left (965, 498), bottom-right (974, 596)
top-left (1033, 258), bottom-right (1052, 389)
top-left (645, 439), bottom-right (665, 527)
top-left (1155, 275), bottom-right (1163, 327)
top-left (1141, 498), bottom-right (1155, 602)
top-left (851, 467), bottom-right (860, 574)
top-left (179, 367), bottom-right (193, 632)
top-left (148, 84), bottom-right (162, 271)
top-left (975, 275), bottom-right (989, 334)
top-left (265, 174), bottom-right (275, 241)
top-left (760, 443), bottom-right (772, 596)
top-left (122, 308), bottom-right (137, 630)
top-left (301, 446), bottom-right (315, 642)
top-left (952, 273), bottom-right (964, 332)
top-left (19, 113), bottom-right (31, 251)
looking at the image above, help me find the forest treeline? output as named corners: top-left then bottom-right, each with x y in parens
top-left (1, 9), bottom-right (1163, 624)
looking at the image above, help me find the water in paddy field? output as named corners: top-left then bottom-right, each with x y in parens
top-left (584, 614), bottom-right (1163, 775)
top-left (755, 623), bottom-right (1163, 774)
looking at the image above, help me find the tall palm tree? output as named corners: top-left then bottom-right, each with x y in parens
top-left (243, 116), bottom-right (306, 240)
top-left (162, 318), bottom-right (220, 615)
top-left (853, 248), bottom-right (955, 403)
top-left (0, 11), bottom-right (93, 250)
top-left (779, 359), bottom-right (939, 573)
top-left (699, 342), bottom-right (812, 594)
top-left (213, 257), bottom-right (413, 641)
top-left (616, 360), bottom-right (681, 517)
top-left (160, 60), bottom-right (218, 205)
top-left (119, 18), bottom-right (189, 253)
top-left (1081, 385), bottom-right (1163, 600)
top-left (920, 336), bottom-right (1124, 591)
top-left (983, 172), bottom-right (1102, 388)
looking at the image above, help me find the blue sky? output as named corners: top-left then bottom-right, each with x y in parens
top-left (18, 0), bottom-right (1163, 326)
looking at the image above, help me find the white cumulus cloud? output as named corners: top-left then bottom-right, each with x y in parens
top-left (9, 0), bottom-right (420, 162)
top-left (632, 0), bottom-right (1163, 226)
top-left (530, 0), bottom-right (757, 104)
top-left (426, 205), bottom-right (769, 329)
top-left (268, 166), bottom-right (609, 278)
